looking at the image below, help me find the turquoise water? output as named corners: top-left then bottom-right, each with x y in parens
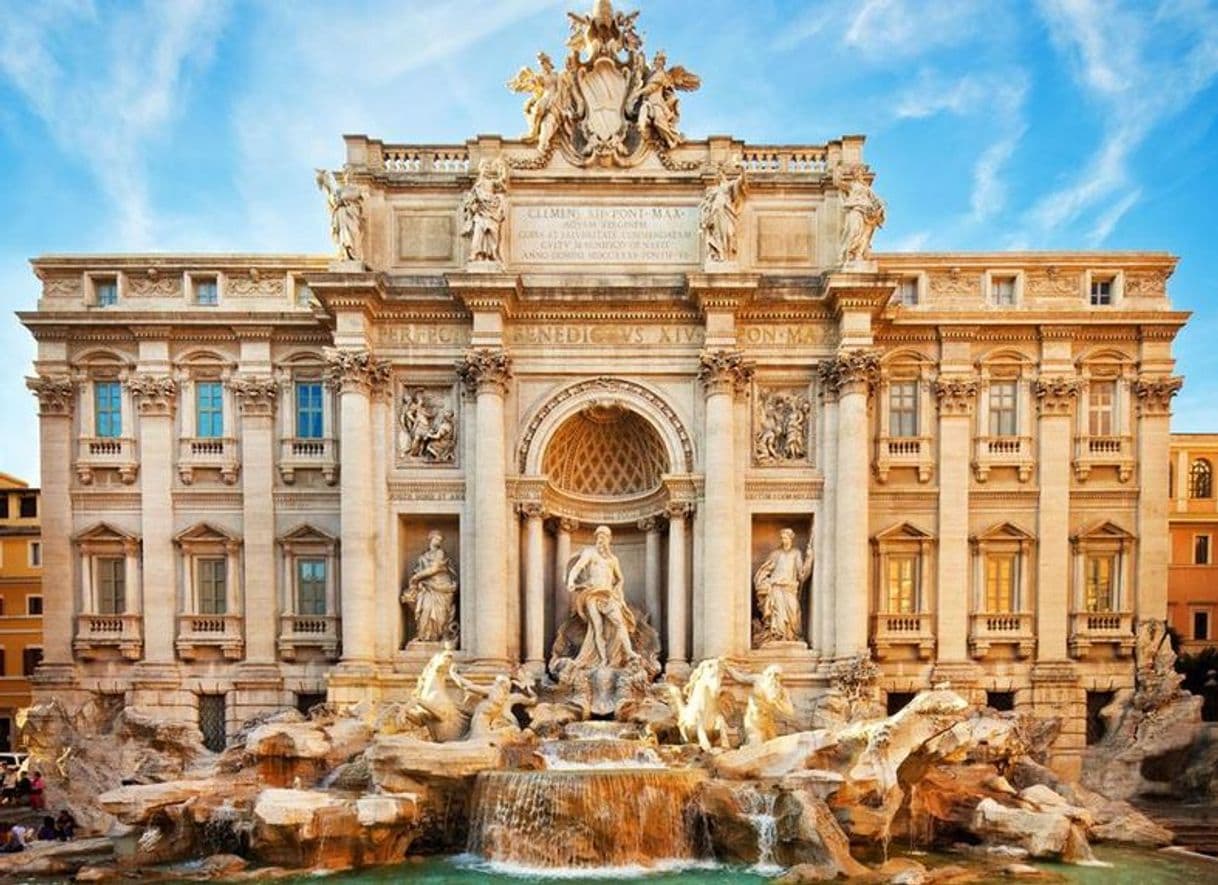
top-left (265, 846), bottom-right (1216, 884)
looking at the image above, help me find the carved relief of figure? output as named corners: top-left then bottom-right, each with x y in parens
top-left (725, 663), bottom-right (797, 746)
top-left (631, 51), bottom-right (700, 150)
top-left (753, 528), bottom-right (813, 645)
top-left (402, 531), bottom-right (459, 643)
top-left (838, 172), bottom-right (886, 265)
top-left (754, 392), bottom-right (810, 464)
top-left (566, 525), bottom-right (639, 669)
top-left (461, 158), bottom-right (507, 263)
top-left (398, 388), bottom-right (457, 463)
top-left (314, 169), bottom-right (363, 262)
top-left (508, 52), bottom-right (575, 154)
top-left (467, 674), bottom-right (538, 739)
top-left (783, 398), bottom-right (809, 460)
top-left (661, 657), bottom-right (731, 751)
top-left (404, 645), bottom-right (477, 742)
top-left (425, 409), bottom-right (457, 462)
top-left (699, 167), bottom-right (747, 262)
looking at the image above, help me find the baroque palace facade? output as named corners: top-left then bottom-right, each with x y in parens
top-left (21, 3), bottom-right (1185, 772)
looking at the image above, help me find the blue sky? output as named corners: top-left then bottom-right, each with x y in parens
top-left (0, 0), bottom-right (1216, 483)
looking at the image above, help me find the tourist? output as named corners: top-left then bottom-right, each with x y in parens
top-left (36, 816), bottom-right (56, 841)
top-left (15, 772), bottom-right (31, 805)
top-left (55, 810), bottom-right (77, 841)
top-left (0, 766), bottom-right (17, 804)
top-left (29, 771), bottom-right (46, 810)
top-left (0, 823), bottom-right (25, 853)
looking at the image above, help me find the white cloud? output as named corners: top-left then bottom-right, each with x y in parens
top-left (844, 0), bottom-right (989, 59)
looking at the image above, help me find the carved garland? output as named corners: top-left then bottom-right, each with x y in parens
top-left (698, 347), bottom-right (754, 396)
top-left (457, 347), bottom-right (513, 395)
top-left (1132, 375), bottom-right (1183, 416)
top-left (27, 375), bottom-right (76, 417)
top-left (1034, 375), bottom-right (1083, 416)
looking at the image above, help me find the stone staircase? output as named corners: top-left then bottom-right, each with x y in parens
top-left (1136, 801), bottom-right (1218, 856)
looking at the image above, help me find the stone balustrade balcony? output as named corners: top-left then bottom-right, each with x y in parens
top-left (739, 147), bottom-right (828, 174)
top-left (968, 611), bottom-right (1035, 659)
top-left (871, 611), bottom-right (935, 660)
top-left (178, 437), bottom-right (240, 485)
top-left (277, 614), bottom-right (341, 661)
top-left (74, 613), bottom-right (142, 661)
top-left (874, 435), bottom-right (934, 483)
top-left (972, 435), bottom-right (1034, 482)
top-left (278, 437), bottom-right (339, 486)
top-left (76, 436), bottom-right (138, 485)
top-left (1068, 609), bottom-right (1135, 658)
top-left (175, 613), bottom-right (244, 661)
top-left (1072, 434), bottom-right (1134, 482)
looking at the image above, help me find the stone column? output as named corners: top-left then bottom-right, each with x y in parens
top-left (698, 348), bottom-right (753, 658)
top-left (827, 350), bottom-right (878, 658)
top-left (665, 502), bottom-right (691, 675)
top-left (1133, 376), bottom-right (1182, 619)
top-left (521, 503), bottom-right (547, 672)
top-left (640, 517), bottom-right (662, 631)
top-left (1035, 376), bottom-right (1082, 661)
top-left (230, 376), bottom-right (279, 665)
top-left (458, 347), bottom-right (513, 664)
top-left (326, 348), bottom-right (389, 670)
top-left (554, 517), bottom-right (577, 631)
top-left (27, 376), bottom-right (77, 678)
top-left (815, 384), bottom-right (839, 655)
top-left (934, 376), bottom-right (978, 661)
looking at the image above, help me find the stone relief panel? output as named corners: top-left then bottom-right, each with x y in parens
top-left (1024, 267), bottom-right (1081, 298)
top-left (752, 388), bottom-right (812, 466)
top-left (397, 384), bottom-right (458, 466)
top-left (226, 270), bottom-right (285, 298)
top-left (127, 271), bottom-right (180, 298)
top-left (41, 276), bottom-right (82, 299)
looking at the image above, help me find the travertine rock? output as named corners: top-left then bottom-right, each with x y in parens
top-left (365, 735), bottom-right (504, 793)
top-left (968, 797), bottom-right (1073, 859)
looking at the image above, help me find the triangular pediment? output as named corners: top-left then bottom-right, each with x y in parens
top-left (73, 521), bottom-right (140, 543)
top-left (173, 522), bottom-right (239, 545)
top-left (874, 521), bottom-right (934, 542)
top-left (1071, 520), bottom-right (1134, 543)
top-left (972, 521), bottom-right (1034, 543)
top-left (278, 523), bottom-right (337, 545)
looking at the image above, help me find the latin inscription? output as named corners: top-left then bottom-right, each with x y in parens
top-left (511, 205), bottom-right (700, 265)
top-left (508, 325), bottom-right (704, 346)
top-left (378, 325), bottom-right (471, 346)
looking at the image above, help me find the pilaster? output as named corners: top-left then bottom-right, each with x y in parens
top-left (934, 374), bottom-right (978, 661)
top-left (1133, 375), bottom-right (1182, 619)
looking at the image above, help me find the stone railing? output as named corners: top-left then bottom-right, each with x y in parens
top-left (871, 612), bottom-right (935, 660)
top-left (76, 436), bottom-right (138, 485)
top-left (74, 613), bottom-right (142, 661)
top-left (178, 437), bottom-right (240, 485)
top-left (739, 147), bottom-right (828, 174)
top-left (874, 435), bottom-right (934, 483)
top-left (379, 145), bottom-right (471, 174)
top-left (1072, 434), bottom-right (1134, 482)
top-left (1068, 609), bottom-right (1135, 658)
top-left (973, 435), bottom-right (1034, 482)
top-left (278, 614), bottom-right (340, 662)
top-left (176, 613), bottom-right (244, 661)
top-left (278, 437), bottom-right (339, 486)
top-left (968, 611), bottom-right (1035, 659)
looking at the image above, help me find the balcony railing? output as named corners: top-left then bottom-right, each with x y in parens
top-left (380, 145), bottom-right (470, 174)
top-left (76, 436), bottom-right (138, 485)
top-left (874, 435), bottom-right (933, 483)
top-left (871, 612), bottom-right (935, 660)
top-left (74, 613), bottom-right (142, 660)
top-left (177, 437), bottom-right (239, 485)
top-left (969, 611), bottom-right (1035, 659)
top-left (1068, 609), bottom-right (1135, 658)
top-left (973, 435), bottom-right (1034, 482)
top-left (1073, 435), bottom-right (1134, 482)
top-left (278, 437), bottom-right (339, 485)
top-left (176, 613), bottom-right (244, 660)
top-left (278, 614), bottom-right (340, 661)
top-left (740, 147), bottom-right (828, 174)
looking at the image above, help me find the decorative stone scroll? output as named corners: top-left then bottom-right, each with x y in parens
top-left (461, 158), bottom-right (508, 264)
top-left (1034, 375), bottom-right (1083, 416)
top-left (27, 375), bottom-right (76, 417)
top-left (1132, 375), bottom-right (1183, 416)
top-left (323, 348), bottom-right (391, 395)
top-left (398, 386), bottom-right (457, 464)
top-left (934, 375), bottom-right (979, 416)
top-left (1124, 269), bottom-right (1173, 299)
top-left (753, 390), bottom-right (810, 465)
top-left (127, 374), bottom-right (178, 417)
top-left (700, 166), bottom-right (747, 263)
top-left (818, 349), bottom-right (880, 397)
top-left (698, 348), bottom-right (754, 396)
top-left (457, 347), bottom-right (513, 395)
top-left (229, 375), bottom-right (279, 417)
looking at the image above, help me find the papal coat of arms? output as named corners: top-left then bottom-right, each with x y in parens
top-left (508, 0), bottom-right (700, 167)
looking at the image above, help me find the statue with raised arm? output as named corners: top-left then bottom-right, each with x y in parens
top-left (699, 166), bottom-right (747, 262)
top-left (402, 531), bottom-right (459, 643)
top-left (508, 51), bottom-right (574, 155)
top-left (314, 169), bottom-right (363, 263)
top-left (753, 528), bottom-right (813, 645)
top-left (404, 645), bottom-right (479, 742)
top-left (468, 674), bottom-right (538, 739)
top-left (631, 50), bottom-right (700, 150)
top-left (725, 663), bottom-right (797, 746)
top-left (566, 525), bottom-right (639, 669)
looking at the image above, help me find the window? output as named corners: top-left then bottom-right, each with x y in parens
top-left (297, 559), bottom-right (327, 615)
top-left (1196, 534), bottom-right (1211, 565)
top-left (889, 381), bottom-right (918, 438)
top-left (987, 691), bottom-right (1015, 712)
top-left (1088, 381), bottom-right (1116, 437)
top-left (886, 692), bottom-right (915, 716)
top-left (1086, 691), bottom-right (1115, 745)
top-left (989, 381), bottom-right (1018, 436)
top-left (26, 595), bottom-right (42, 616)
top-left (28, 542), bottom-right (41, 568)
top-left (18, 495), bottom-right (36, 519)
top-left (95, 278), bottom-right (118, 307)
top-left (885, 555), bottom-right (917, 613)
top-left (1090, 278), bottom-right (1113, 306)
top-left (94, 381), bottom-right (123, 438)
top-left (196, 381), bottom-right (224, 438)
top-left (197, 558), bottom-right (227, 614)
top-left (1195, 610), bottom-right (1211, 641)
top-left (0, 496), bottom-right (7, 518)
top-left (198, 694), bottom-right (227, 753)
top-left (296, 692), bottom-right (326, 717)
top-left (0, 652), bottom-right (5, 676)
top-left (991, 276), bottom-right (1016, 306)
top-left (985, 554), bottom-right (1016, 612)
top-left (296, 382), bottom-right (324, 439)
top-left (1085, 554), bottom-right (1116, 612)
top-left (97, 557), bottom-right (126, 614)
top-left (1190, 459), bottom-right (1213, 499)
top-left (22, 647), bottom-right (42, 677)
top-left (194, 278), bottom-right (218, 306)
top-left (896, 278), bottom-right (918, 306)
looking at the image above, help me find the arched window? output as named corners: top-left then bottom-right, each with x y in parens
top-left (1190, 459), bottom-right (1213, 499)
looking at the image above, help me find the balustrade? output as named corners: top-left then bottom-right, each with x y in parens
top-left (968, 611), bottom-right (1035, 659)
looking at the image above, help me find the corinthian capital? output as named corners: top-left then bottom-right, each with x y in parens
top-left (698, 348), bottom-right (754, 396)
top-left (1133, 374), bottom-right (1183, 416)
top-left (934, 374), bottom-right (979, 416)
top-left (819, 349), bottom-right (880, 396)
top-left (457, 347), bottom-right (513, 395)
top-left (26, 375), bottom-right (76, 417)
top-left (324, 347), bottom-right (390, 395)
top-left (1034, 375), bottom-right (1083, 416)
top-left (229, 375), bottom-right (279, 416)
top-left (127, 373), bottom-right (177, 417)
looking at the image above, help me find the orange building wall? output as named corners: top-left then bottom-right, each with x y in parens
top-left (1169, 436), bottom-right (1218, 654)
top-left (0, 476), bottom-right (43, 751)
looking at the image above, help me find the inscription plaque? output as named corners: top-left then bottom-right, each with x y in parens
top-left (511, 205), bottom-right (700, 265)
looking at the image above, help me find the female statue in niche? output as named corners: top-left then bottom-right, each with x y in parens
top-left (402, 531), bottom-right (459, 643)
top-left (753, 527), bottom-right (813, 645)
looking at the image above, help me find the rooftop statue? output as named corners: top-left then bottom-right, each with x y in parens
top-left (461, 158), bottom-right (508, 263)
top-left (836, 166), bottom-right (886, 266)
top-left (314, 168), bottom-right (363, 263)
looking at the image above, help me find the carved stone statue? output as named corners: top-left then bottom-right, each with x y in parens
top-left (661, 657), bottom-right (731, 751)
top-left (754, 392), bottom-right (810, 464)
top-left (699, 166), bottom-right (746, 262)
top-left (837, 170), bottom-right (886, 265)
top-left (402, 532), bottom-right (459, 643)
top-left (461, 158), bottom-right (508, 263)
top-left (467, 674), bottom-right (538, 739)
top-left (404, 646), bottom-right (477, 742)
top-left (398, 388), bottom-right (457, 463)
top-left (630, 50), bottom-right (700, 150)
top-left (508, 52), bottom-right (576, 154)
top-left (566, 525), bottom-right (638, 669)
top-left (314, 169), bottom-right (363, 263)
top-left (726, 663), bottom-right (797, 746)
top-left (753, 528), bottom-right (813, 645)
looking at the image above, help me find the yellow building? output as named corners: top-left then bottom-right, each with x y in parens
top-left (0, 473), bottom-right (43, 750)
top-left (1170, 435), bottom-right (1218, 653)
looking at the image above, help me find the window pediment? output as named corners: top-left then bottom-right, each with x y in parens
top-left (1071, 520), bottom-right (1133, 545)
top-left (972, 521), bottom-right (1034, 545)
top-left (279, 523), bottom-right (338, 550)
top-left (873, 521), bottom-right (934, 546)
top-left (74, 522), bottom-right (139, 544)
top-left (174, 522), bottom-right (241, 549)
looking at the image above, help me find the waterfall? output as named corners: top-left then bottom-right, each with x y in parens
top-left (468, 768), bottom-right (708, 870)
top-left (736, 785), bottom-right (780, 874)
top-left (537, 738), bottom-right (665, 769)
